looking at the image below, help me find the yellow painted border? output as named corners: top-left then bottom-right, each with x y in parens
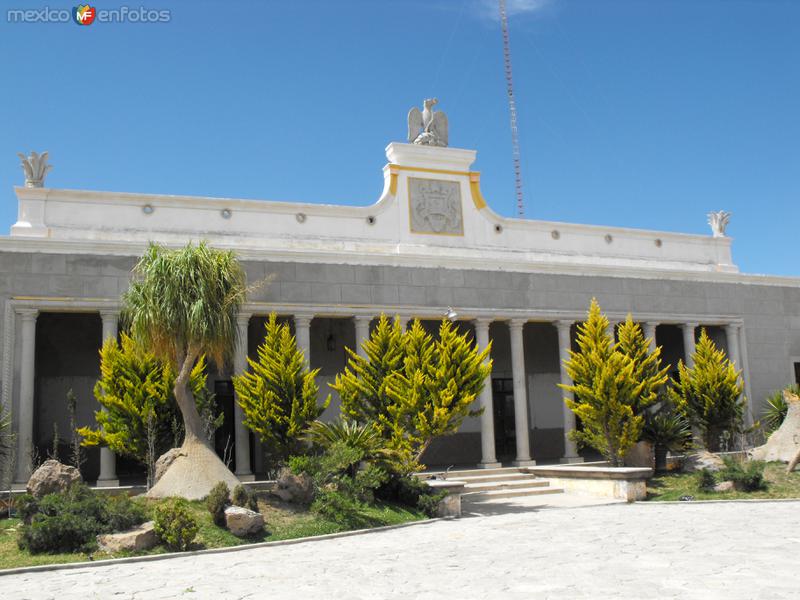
top-left (407, 176), bottom-right (465, 237)
top-left (389, 172), bottom-right (398, 196)
top-left (469, 173), bottom-right (487, 210)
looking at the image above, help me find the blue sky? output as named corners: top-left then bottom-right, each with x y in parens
top-left (1, 0), bottom-right (797, 275)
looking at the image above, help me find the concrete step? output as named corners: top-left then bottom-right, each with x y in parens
top-left (456, 472), bottom-right (535, 484)
top-left (463, 478), bottom-right (549, 492)
top-left (462, 486), bottom-right (565, 502)
top-left (420, 467), bottom-right (524, 479)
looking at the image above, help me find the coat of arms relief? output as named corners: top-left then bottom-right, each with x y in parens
top-left (408, 178), bottom-right (463, 235)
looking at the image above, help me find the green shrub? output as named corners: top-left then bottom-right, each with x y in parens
top-left (416, 492), bottom-right (447, 518)
top-left (16, 484), bottom-right (146, 554)
top-left (375, 474), bottom-right (445, 516)
top-left (695, 468), bottom-right (716, 492)
top-left (310, 489), bottom-right (363, 527)
top-left (205, 481), bottom-right (230, 526)
top-left (287, 454), bottom-right (317, 477)
top-left (720, 457), bottom-right (767, 492)
top-left (232, 484), bottom-right (258, 512)
top-left (103, 495), bottom-right (147, 533)
top-left (153, 499), bottom-right (198, 551)
top-left (18, 512), bottom-right (100, 554)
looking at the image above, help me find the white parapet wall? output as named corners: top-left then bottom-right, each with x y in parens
top-left (10, 142), bottom-right (736, 275)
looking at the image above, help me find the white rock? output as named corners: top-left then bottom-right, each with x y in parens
top-left (97, 521), bottom-right (156, 553)
top-left (683, 450), bottom-right (724, 473)
top-left (713, 481), bottom-right (735, 492)
top-left (26, 459), bottom-right (82, 498)
top-left (224, 505), bottom-right (264, 537)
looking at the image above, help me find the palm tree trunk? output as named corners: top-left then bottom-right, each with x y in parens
top-left (174, 348), bottom-right (207, 447)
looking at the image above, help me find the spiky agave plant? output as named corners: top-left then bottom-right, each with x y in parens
top-left (763, 385), bottom-right (799, 434)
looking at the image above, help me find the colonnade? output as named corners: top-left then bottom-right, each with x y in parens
top-left (11, 307), bottom-right (748, 483)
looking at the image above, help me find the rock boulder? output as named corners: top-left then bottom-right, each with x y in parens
top-left (97, 521), bottom-right (157, 553)
top-left (683, 450), bottom-right (725, 473)
top-left (26, 459), bottom-right (82, 498)
top-left (224, 506), bottom-right (264, 537)
top-left (154, 448), bottom-right (183, 484)
top-left (273, 468), bottom-right (314, 504)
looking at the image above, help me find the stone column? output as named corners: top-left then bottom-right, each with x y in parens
top-left (354, 316), bottom-right (372, 359)
top-left (294, 314), bottom-right (313, 366)
top-left (15, 309), bottom-right (38, 484)
top-left (508, 319), bottom-right (534, 466)
top-left (682, 323), bottom-right (698, 368)
top-left (395, 315), bottom-right (410, 331)
top-left (555, 320), bottom-right (581, 463)
top-left (233, 313), bottom-right (253, 480)
top-left (607, 320), bottom-right (617, 343)
top-left (642, 322), bottom-right (658, 354)
top-left (737, 324), bottom-right (755, 425)
top-left (474, 319), bottom-right (500, 468)
top-left (96, 311), bottom-right (120, 487)
top-left (724, 323), bottom-right (741, 368)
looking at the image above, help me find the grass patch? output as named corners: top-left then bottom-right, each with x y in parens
top-left (646, 462), bottom-right (800, 501)
top-left (0, 494), bottom-right (426, 571)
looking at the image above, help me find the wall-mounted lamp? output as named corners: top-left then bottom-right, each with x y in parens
top-left (445, 307), bottom-right (458, 322)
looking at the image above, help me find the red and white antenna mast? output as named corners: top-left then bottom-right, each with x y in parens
top-left (499, 0), bottom-right (525, 218)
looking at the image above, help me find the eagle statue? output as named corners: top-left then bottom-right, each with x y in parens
top-left (408, 98), bottom-right (448, 147)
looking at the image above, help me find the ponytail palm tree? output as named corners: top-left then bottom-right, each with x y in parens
top-left (124, 241), bottom-right (246, 499)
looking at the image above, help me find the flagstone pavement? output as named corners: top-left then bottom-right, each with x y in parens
top-left (3, 496), bottom-right (798, 600)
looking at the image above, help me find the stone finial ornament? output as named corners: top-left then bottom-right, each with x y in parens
top-left (17, 151), bottom-right (52, 188)
top-left (408, 98), bottom-right (448, 147)
top-left (707, 210), bottom-right (731, 238)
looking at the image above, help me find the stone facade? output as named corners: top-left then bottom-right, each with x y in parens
top-left (2, 141), bottom-right (799, 484)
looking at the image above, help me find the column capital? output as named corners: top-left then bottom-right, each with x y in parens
top-left (473, 317), bottom-right (493, 328)
top-left (354, 314), bottom-right (373, 323)
top-left (724, 322), bottom-right (741, 332)
top-left (17, 308), bottom-right (38, 321)
top-left (554, 319), bottom-right (573, 331)
top-left (642, 320), bottom-right (659, 327)
top-left (236, 312), bottom-right (252, 327)
top-left (509, 318), bottom-right (527, 331)
top-left (683, 322), bottom-right (700, 329)
top-left (294, 313), bottom-right (314, 328)
top-left (98, 308), bottom-right (120, 318)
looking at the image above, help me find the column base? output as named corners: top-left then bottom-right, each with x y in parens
top-left (236, 473), bottom-right (256, 482)
top-left (11, 482), bottom-right (28, 491)
top-left (512, 459), bottom-right (536, 467)
top-left (95, 478), bottom-right (121, 488)
top-left (559, 457), bottom-right (584, 464)
top-left (478, 461), bottom-right (502, 469)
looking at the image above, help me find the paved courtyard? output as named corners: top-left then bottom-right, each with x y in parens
top-left (2, 498), bottom-right (798, 600)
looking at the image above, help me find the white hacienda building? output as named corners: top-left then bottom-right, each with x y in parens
top-left (3, 139), bottom-right (800, 486)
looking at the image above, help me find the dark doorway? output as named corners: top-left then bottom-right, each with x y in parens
top-left (492, 378), bottom-right (516, 461)
top-left (214, 380), bottom-right (236, 470)
top-left (794, 362), bottom-right (800, 386)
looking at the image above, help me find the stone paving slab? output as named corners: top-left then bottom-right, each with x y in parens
top-left (2, 499), bottom-right (798, 600)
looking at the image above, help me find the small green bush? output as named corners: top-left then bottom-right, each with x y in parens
top-left (310, 489), bottom-right (363, 527)
top-left (375, 474), bottom-right (445, 516)
top-left (720, 457), bottom-right (767, 492)
top-left (695, 468), bottom-right (716, 492)
top-left (205, 481), bottom-right (230, 526)
top-left (231, 484), bottom-right (258, 512)
top-left (287, 454), bottom-right (317, 477)
top-left (18, 512), bottom-right (100, 554)
top-left (416, 492), bottom-right (447, 518)
top-left (16, 484), bottom-right (147, 554)
top-left (153, 499), bottom-right (198, 551)
top-left (104, 495), bottom-right (148, 533)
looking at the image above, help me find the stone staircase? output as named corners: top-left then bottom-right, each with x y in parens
top-left (422, 467), bottom-right (564, 503)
